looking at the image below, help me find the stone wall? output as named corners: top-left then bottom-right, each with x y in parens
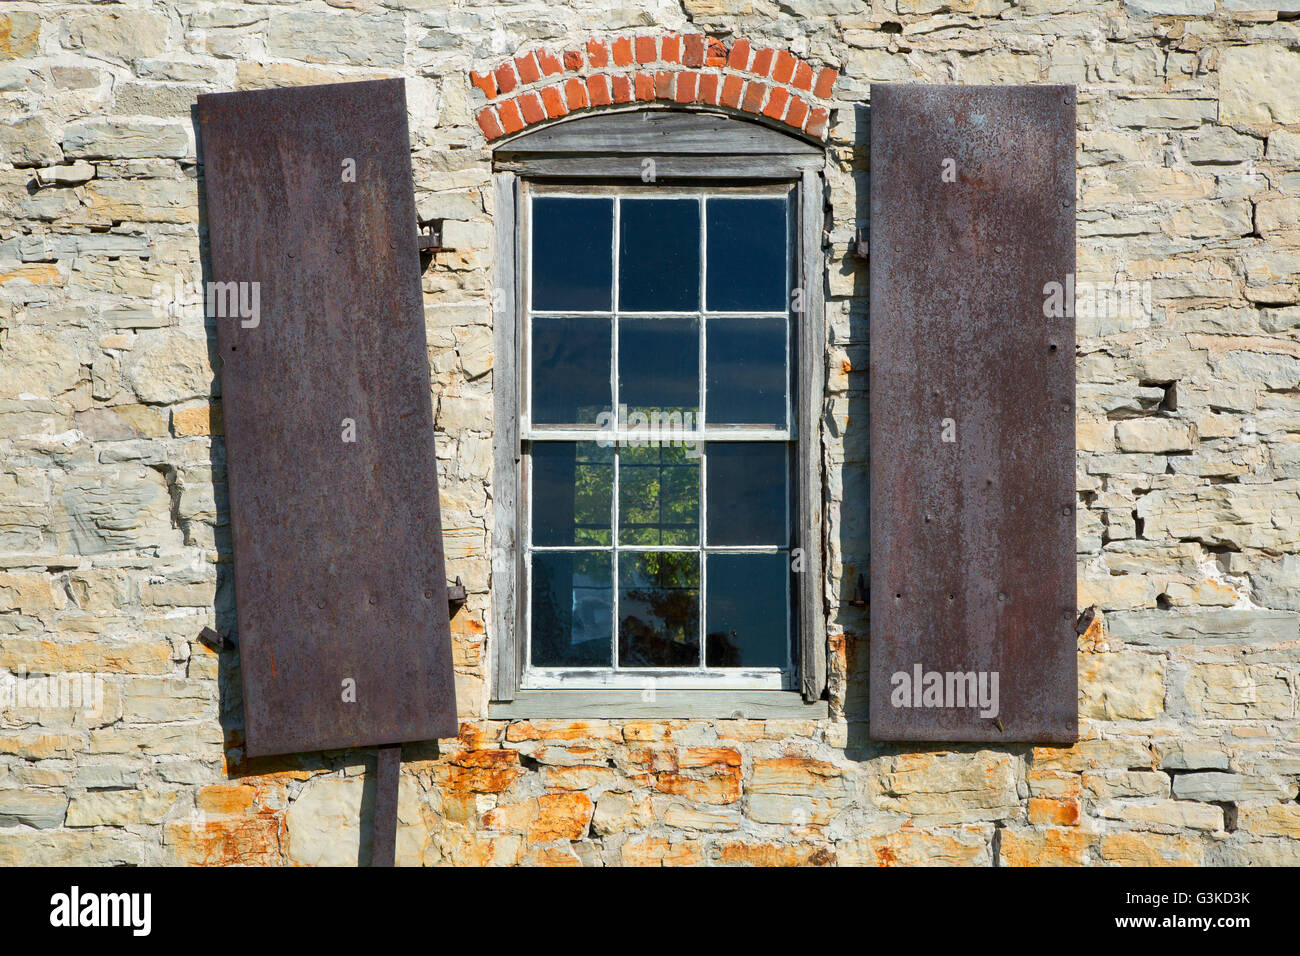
top-left (2, 0), bottom-right (1299, 866)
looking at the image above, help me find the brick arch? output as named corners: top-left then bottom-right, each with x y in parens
top-left (472, 34), bottom-right (837, 144)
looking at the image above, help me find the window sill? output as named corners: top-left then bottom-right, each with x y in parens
top-left (488, 689), bottom-right (828, 720)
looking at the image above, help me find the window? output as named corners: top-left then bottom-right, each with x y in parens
top-left (490, 110), bottom-right (826, 716)
top-left (524, 187), bottom-right (796, 689)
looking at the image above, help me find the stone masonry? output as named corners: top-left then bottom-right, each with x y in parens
top-left (2, 0), bottom-right (1300, 866)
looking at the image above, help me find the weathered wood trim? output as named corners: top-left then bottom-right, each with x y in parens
top-left (489, 113), bottom-right (830, 709)
top-left (488, 690), bottom-right (829, 720)
top-left (798, 167), bottom-right (828, 702)
top-left (494, 153), bottom-right (819, 180)
top-left (490, 170), bottom-right (523, 701)
top-left (495, 108), bottom-right (824, 156)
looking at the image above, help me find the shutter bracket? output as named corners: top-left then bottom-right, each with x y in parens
top-left (417, 220), bottom-right (444, 254)
top-left (850, 573), bottom-right (867, 608)
top-left (447, 576), bottom-right (467, 613)
top-left (198, 626), bottom-right (236, 651)
top-left (852, 227), bottom-right (869, 263)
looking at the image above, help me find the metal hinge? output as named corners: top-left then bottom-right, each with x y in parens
top-left (446, 576), bottom-right (467, 613)
top-left (417, 220), bottom-right (443, 253)
top-left (852, 227), bottom-right (869, 263)
top-left (198, 626), bottom-right (235, 651)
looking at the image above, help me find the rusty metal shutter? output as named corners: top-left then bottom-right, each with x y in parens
top-left (868, 84), bottom-right (1077, 743)
top-left (197, 79), bottom-right (457, 761)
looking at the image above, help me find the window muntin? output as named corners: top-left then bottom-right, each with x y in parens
top-left (522, 184), bottom-right (797, 690)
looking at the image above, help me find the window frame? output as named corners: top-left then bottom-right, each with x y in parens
top-left (489, 109), bottom-right (827, 719)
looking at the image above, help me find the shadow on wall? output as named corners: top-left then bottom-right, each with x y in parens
top-left (839, 101), bottom-right (878, 763)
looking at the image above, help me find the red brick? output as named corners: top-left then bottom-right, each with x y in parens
top-left (612, 36), bottom-right (634, 67)
top-left (564, 77), bottom-right (588, 109)
top-left (518, 91), bottom-right (545, 125)
top-left (537, 48), bottom-right (563, 76)
top-left (763, 86), bottom-right (790, 121)
top-left (563, 50), bottom-right (583, 71)
top-left (697, 72), bottom-right (720, 105)
top-left (750, 48), bottom-right (774, 77)
top-left (720, 74), bottom-right (744, 109)
top-left (515, 52), bottom-right (541, 85)
top-left (706, 38), bottom-right (727, 67)
top-left (494, 62), bottom-right (518, 95)
top-left (540, 85), bottom-right (568, 119)
top-left (741, 80), bottom-right (768, 113)
top-left (683, 34), bottom-right (706, 67)
top-left (654, 70), bottom-right (674, 100)
top-left (498, 99), bottom-right (524, 135)
top-left (792, 61), bottom-right (814, 92)
top-left (728, 38), bottom-right (751, 71)
top-left (773, 50), bottom-right (797, 84)
top-left (785, 95), bottom-right (810, 130)
top-left (635, 71), bottom-right (654, 102)
top-left (586, 73), bottom-right (611, 107)
top-left (611, 73), bottom-right (633, 103)
top-left (586, 39), bottom-right (609, 68)
top-left (675, 71), bottom-right (698, 104)
top-left (806, 106), bottom-right (829, 138)
top-left (470, 70), bottom-right (498, 99)
top-left (476, 108), bottom-right (503, 140)
top-left (661, 33), bottom-right (680, 63)
top-left (813, 67), bottom-right (836, 99)
top-left (636, 35), bottom-right (657, 64)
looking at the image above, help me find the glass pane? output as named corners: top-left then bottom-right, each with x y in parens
top-left (532, 197), bottom-right (612, 311)
top-left (706, 316), bottom-right (787, 426)
top-left (706, 197), bottom-right (788, 312)
top-left (706, 443), bottom-right (788, 546)
top-left (706, 553), bottom-right (790, 667)
top-left (619, 316), bottom-right (699, 420)
top-left (619, 444), bottom-right (700, 545)
top-left (531, 551), bottom-right (613, 666)
top-left (618, 552), bottom-right (699, 667)
top-left (619, 199), bottom-right (700, 312)
top-left (532, 442), bottom-right (613, 546)
top-left (531, 315), bottom-right (611, 424)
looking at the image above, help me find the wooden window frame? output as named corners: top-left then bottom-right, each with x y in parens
top-left (488, 109), bottom-right (827, 719)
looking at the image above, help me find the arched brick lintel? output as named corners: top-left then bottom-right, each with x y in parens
top-left (472, 34), bottom-right (837, 144)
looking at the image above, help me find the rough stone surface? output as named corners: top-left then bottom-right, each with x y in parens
top-left (2, 0), bottom-right (1299, 868)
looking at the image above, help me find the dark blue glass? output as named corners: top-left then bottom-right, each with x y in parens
top-left (619, 316), bottom-right (699, 417)
top-left (619, 199), bottom-right (700, 312)
top-left (531, 315), bottom-right (611, 424)
top-left (531, 551), bottom-right (613, 666)
top-left (706, 553), bottom-right (790, 667)
top-left (706, 197), bottom-right (788, 312)
top-left (706, 443), bottom-right (788, 546)
top-left (532, 198), bottom-right (613, 311)
top-left (706, 316), bottom-right (787, 426)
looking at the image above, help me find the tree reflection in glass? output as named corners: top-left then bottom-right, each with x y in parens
top-left (618, 552), bottom-right (699, 667)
